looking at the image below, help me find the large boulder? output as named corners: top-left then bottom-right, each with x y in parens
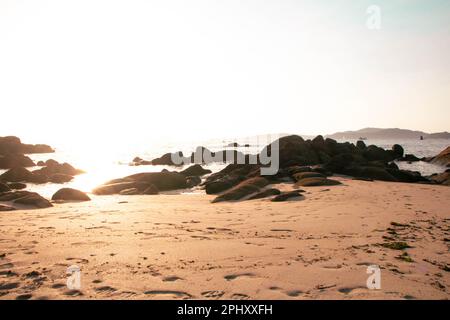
top-left (271, 190), bottom-right (305, 202)
top-left (0, 167), bottom-right (34, 182)
top-left (0, 154), bottom-right (35, 169)
top-left (203, 164), bottom-right (260, 194)
top-left (52, 188), bottom-right (91, 201)
top-left (0, 182), bottom-right (11, 193)
top-left (0, 204), bottom-right (16, 211)
top-left (212, 177), bottom-right (270, 203)
top-left (429, 171), bottom-right (450, 186)
top-left (180, 164), bottom-right (211, 177)
top-left (292, 171), bottom-right (325, 182)
top-left (429, 146), bottom-right (450, 167)
top-left (247, 188), bottom-right (281, 200)
top-left (93, 171), bottom-right (187, 195)
top-left (93, 181), bottom-right (152, 195)
top-left (150, 152), bottom-right (184, 166)
top-left (0, 136), bottom-right (53, 155)
top-left (392, 144), bottom-right (404, 158)
top-left (33, 162), bottom-right (84, 176)
top-left (48, 173), bottom-right (74, 183)
top-left (343, 166), bottom-right (397, 182)
top-left (296, 177), bottom-right (342, 186)
top-left (0, 191), bottom-right (52, 209)
top-left (7, 182), bottom-right (27, 190)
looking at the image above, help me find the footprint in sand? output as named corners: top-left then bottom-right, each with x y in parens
top-left (64, 289), bottom-right (83, 296)
top-left (144, 290), bottom-right (192, 299)
top-left (162, 276), bottom-right (183, 282)
top-left (338, 286), bottom-right (366, 294)
top-left (285, 290), bottom-right (303, 297)
top-left (94, 286), bottom-right (117, 294)
top-left (231, 293), bottom-right (250, 300)
top-left (224, 273), bottom-right (255, 281)
top-left (201, 291), bottom-right (225, 299)
top-left (16, 293), bottom-right (32, 300)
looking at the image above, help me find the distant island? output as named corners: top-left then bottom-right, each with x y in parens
top-left (326, 127), bottom-right (450, 140)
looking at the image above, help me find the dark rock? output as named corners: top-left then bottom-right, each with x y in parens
top-left (0, 154), bottom-right (35, 169)
top-left (363, 145), bottom-right (395, 162)
top-left (93, 181), bottom-right (153, 195)
top-left (429, 146), bottom-right (450, 167)
top-left (0, 167), bottom-right (33, 182)
top-left (0, 182), bottom-right (11, 193)
top-left (356, 140), bottom-right (366, 149)
top-left (392, 144), bottom-right (404, 158)
top-left (151, 151), bottom-right (184, 166)
top-left (0, 136), bottom-right (54, 155)
top-left (142, 184), bottom-right (159, 195)
top-left (119, 188), bottom-right (140, 195)
top-left (33, 162), bottom-right (84, 177)
top-left (212, 177), bottom-right (269, 203)
top-left (286, 166), bottom-right (312, 176)
top-left (296, 177), bottom-right (342, 186)
top-left (94, 172), bottom-right (187, 195)
top-left (271, 190), bottom-right (305, 202)
top-left (186, 176), bottom-right (201, 188)
top-left (343, 166), bottom-right (397, 182)
top-left (36, 161), bottom-right (45, 166)
top-left (0, 204), bottom-right (16, 211)
top-left (203, 164), bottom-right (260, 194)
top-left (52, 188), bottom-right (91, 201)
top-left (48, 173), bottom-right (74, 184)
top-left (205, 180), bottom-right (237, 194)
top-left (398, 154), bottom-right (420, 162)
top-left (429, 172), bottom-right (450, 186)
top-left (292, 171), bottom-right (325, 182)
top-left (247, 188), bottom-right (281, 200)
top-left (1, 191), bottom-right (53, 208)
top-left (180, 164), bottom-right (211, 177)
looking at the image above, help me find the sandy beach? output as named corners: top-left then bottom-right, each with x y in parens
top-left (1, 177), bottom-right (449, 300)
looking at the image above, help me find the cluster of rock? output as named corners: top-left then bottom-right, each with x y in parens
top-left (101, 135), bottom-right (450, 203)
top-left (0, 137), bottom-right (92, 210)
top-left (0, 159), bottom-right (84, 185)
top-left (92, 164), bottom-right (211, 195)
top-left (0, 136), bottom-right (54, 169)
top-left (130, 147), bottom-right (251, 166)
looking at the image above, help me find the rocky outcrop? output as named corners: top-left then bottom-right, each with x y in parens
top-left (52, 188), bottom-right (91, 201)
top-left (428, 146), bottom-right (450, 167)
top-left (0, 204), bottom-right (16, 211)
top-left (247, 188), bottom-right (281, 200)
top-left (203, 164), bottom-right (260, 195)
top-left (271, 190), bottom-right (305, 202)
top-left (429, 170), bottom-right (450, 186)
top-left (93, 171), bottom-right (187, 195)
top-left (7, 182), bottom-right (27, 190)
top-left (211, 177), bottom-right (269, 203)
top-left (0, 136), bottom-right (54, 155)
top-left (296, 177), bottom-right (342, 187)
top-left (0, 191), bottom-right (52, 209)
top-left (48, 173), bottom-right (74, 183)
top-left (0, 182), bottom-right (11, 193)
top-left (180, 164), bottom-right (211, 177)
top-left (0, 154), bottom-right (35, 169)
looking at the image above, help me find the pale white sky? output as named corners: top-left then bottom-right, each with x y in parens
top-left (0, 0), bottom-right (449, 148)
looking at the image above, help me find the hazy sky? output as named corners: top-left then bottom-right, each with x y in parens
top-left (0, 0), bottom-right (449, 148)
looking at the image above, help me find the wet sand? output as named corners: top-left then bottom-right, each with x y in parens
top-left (0, 177), bottom-right (449, 300)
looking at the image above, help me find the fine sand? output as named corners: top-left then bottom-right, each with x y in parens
top-left (0, 177), bottom-right (449, 300)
